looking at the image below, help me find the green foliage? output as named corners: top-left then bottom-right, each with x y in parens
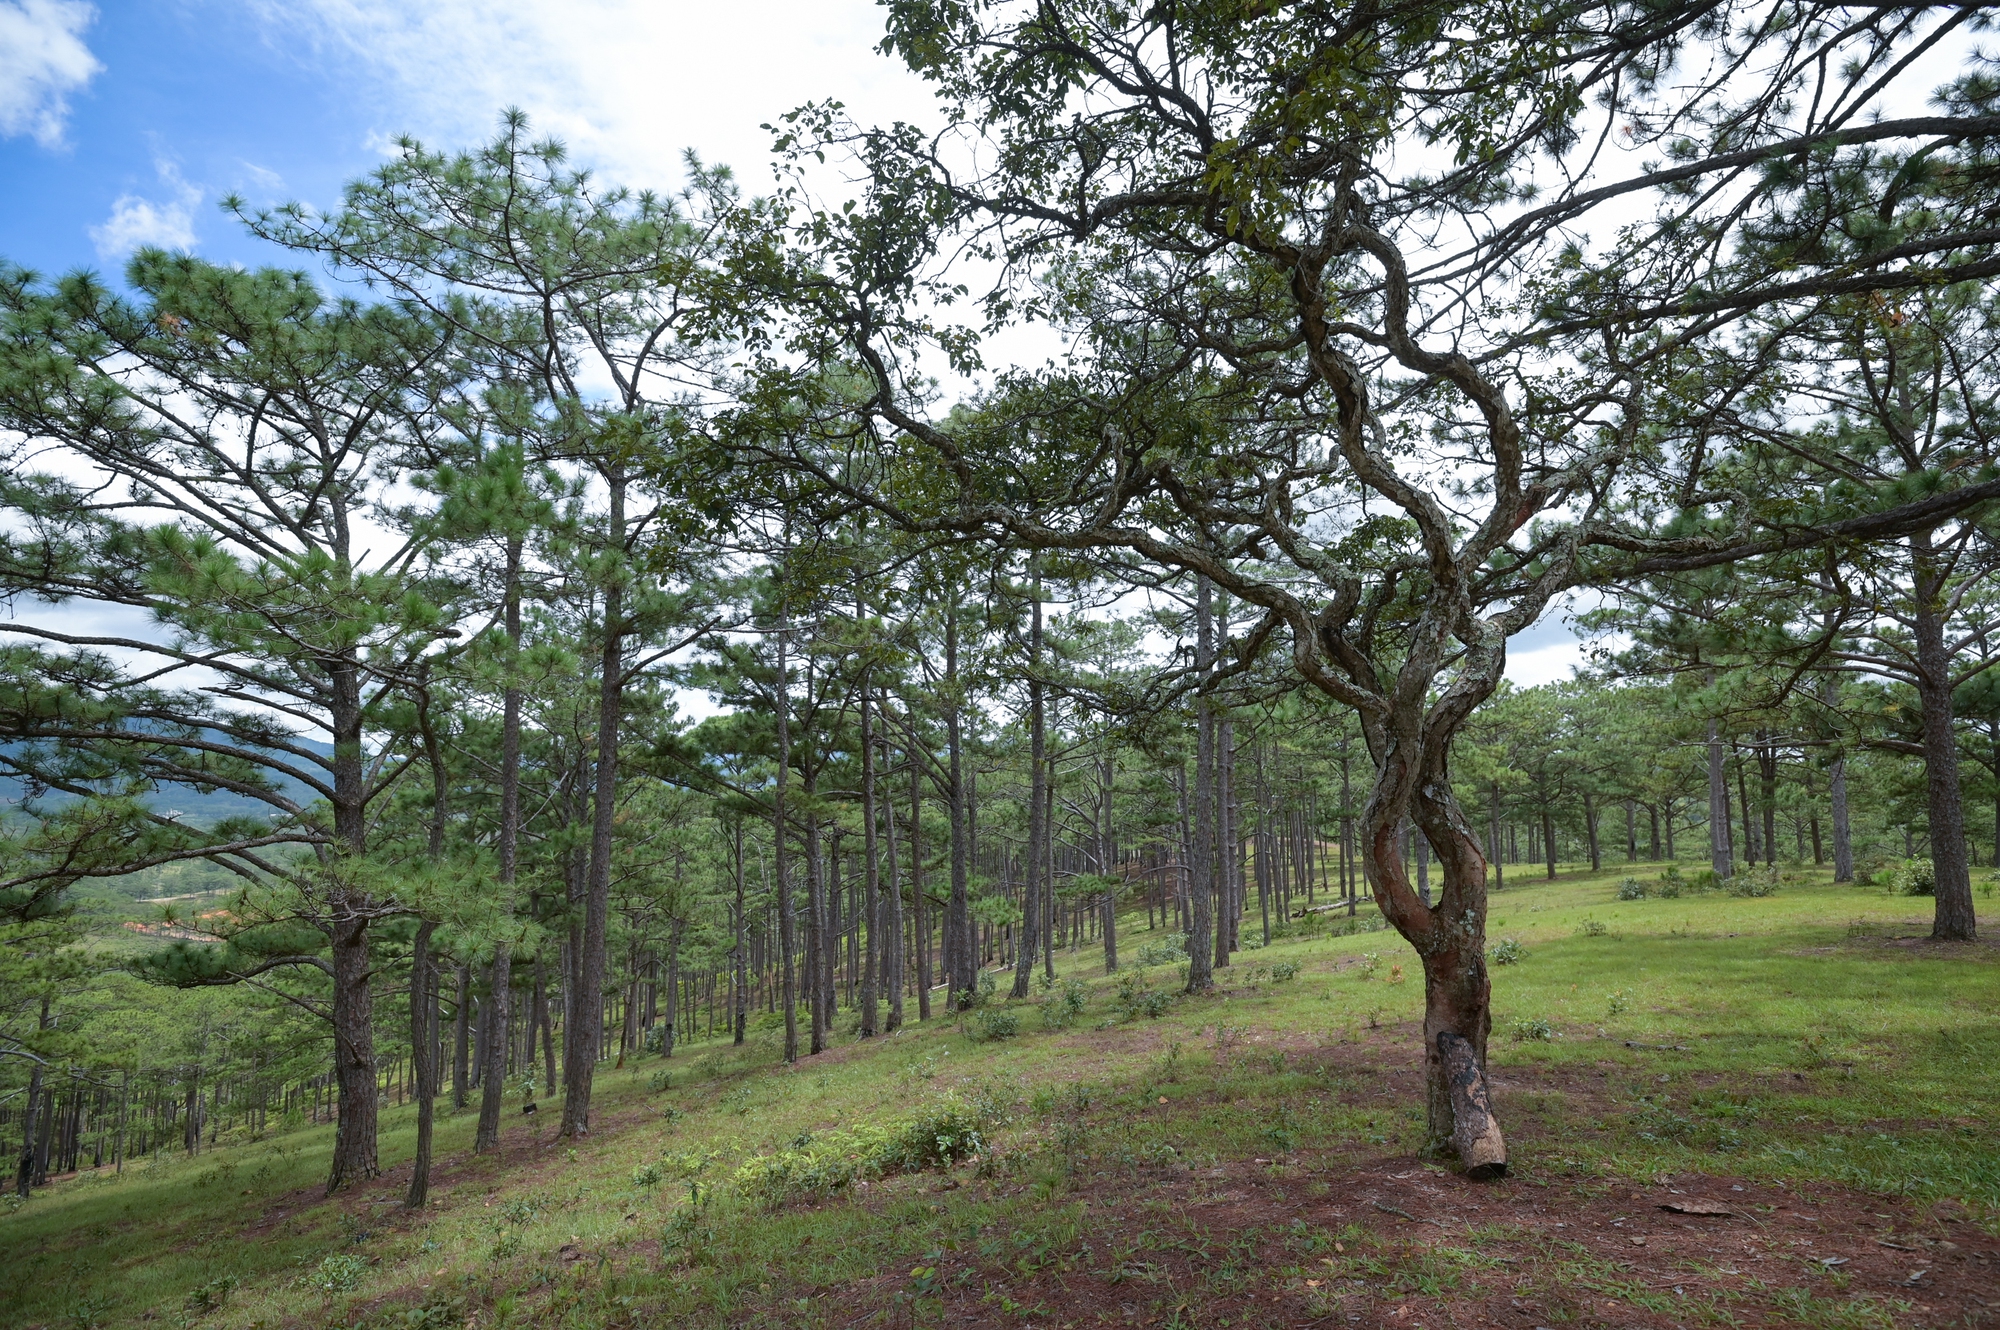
top-left (1133, 933), bottom-right (1187, 967)
top-left (970, 1006), bottom-right (1020, 1042)
top-left (1888, 860), bottom-right (1935, 897)
top-left (297, 1253), bottom-right (369, 1294)
top-left (1576, 918), bottom-right (1608, 937)
top-left (1268, 959), bottom-right (1300, 983)
top-left (1040, 978), bottom-right (1089, 1029)
top-left (1488, 937), bottom-right (1526, 965)
top-left (1107, 969), bottom-right (1176, 1022)
top-left (1508, 1017), bottom-right (1557, 1042)
top-left (1615, 877), bottom-right (1647, 900)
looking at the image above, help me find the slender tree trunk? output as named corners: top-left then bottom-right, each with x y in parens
top-left (883, 728), bottom-right (906, 1032)
top-left (946, 602), bottom-right (974, 1006)
top-left (561, 471), bottom-right (625, 1135)
top-left (479, 534), bottom-right (526, 1151)
top-left (1100, 753), bottom-right (1118, 973)
top-left (860, 682), bottom-right (881, 1036)
top-left (774, 596), bottom-right (799, 1061)
top-left (407, 922), bottom-right (438, 1208)
top-left (1014, 573), bottom-right (1046, 998)
top-left (1707, 713), bottom-right (1733, 879)
top-left (1582, 790), bottom-right (1601, 871)
top-left (14, 996), bottom-right (48, 1198)
top-left (452, 965), bottom-right (471, 1110)
top-left (1186, 578), bottom-right (1216, 992)
top-left (1913, 541), bottom-right (1976, 939)
top-left (911, 754), bottom-right (930, 1021)
top-left (1540, 804), bottom-right (1556, 880)
top-left (1757, 734), bottom-right (1778, 868)
top-left (733, 817), bottom-right (749, 1045)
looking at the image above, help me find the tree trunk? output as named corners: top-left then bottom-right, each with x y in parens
top-left (1707, 715), bottom-right (1733, 879)
top-left (859, 681), bottom-right (881, 1035)
top-left (326, 665), bottom-right (380, 1193)
top-left (946, 602), bottom-right (974, 1006)
top-left (910, 753), bottom-right (930, 1021)
top-left (1757, 735), bottom-right (1778, 868)
top-left (561, 470), bottom-right (625, 1135)
top-left (1913, 544), bottom-right (1977, 939)
top-left (474, 944), bottom-right (511, 1152)
top-left (326, 903), bottom-right (379, 1191)
top-left (1186, 578), bottom-right (1217, 992)
top-left (1014, 573), bottom-right (1046, 999)
top-left (14, 998), bottom-right (47, 1197)
top-left (1540, 804), bottom-right (1556, 880)
top-left (452, 964), bottom-right (471, 1110)
top-left (407, 921), bottom-right (437, 1208)
top-left (1582, 790), bottom-right (1601, 871)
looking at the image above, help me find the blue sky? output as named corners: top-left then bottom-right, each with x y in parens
top-left (0, 0), bottom-right (927, 278)
top-left (0, 0), bottom-right (1603, 686)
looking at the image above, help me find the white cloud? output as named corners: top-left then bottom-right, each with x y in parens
top-left (0, 0), bottom-right (101, 146)
top-left (91, 161), bottom-right (202, 259)
top-left (243, 1), bottom-right (935, 190)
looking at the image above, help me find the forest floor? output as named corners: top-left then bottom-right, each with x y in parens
top-left (7, 863), bottom-right (2000, 1330)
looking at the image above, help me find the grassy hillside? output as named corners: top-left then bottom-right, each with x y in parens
top-left (8, 862), bottom-right (1998, 1329)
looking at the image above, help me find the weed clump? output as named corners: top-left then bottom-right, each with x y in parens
top-left (1509, 1017), bottom-right (1557, 1042)
top-left (297, 1253), bottom-right (369, 1294)
top-left (1488, 937), bottom-right (1526, 965)
top-left (1135, 933), bottom-right (1188, 967)
top-left (1616, 877), bottom-right (1648, 900)
top-left (1576, 918), bottom-right (1608, 937)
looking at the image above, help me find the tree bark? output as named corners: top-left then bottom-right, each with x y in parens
top-left (1913, 540), bottom-right (1976, 939)
top-left (1186, 577), bottom-right (1216, 992)
top-left (1707, 713), bottom-right (1733, 879)
top-left (407, 921), bottom-right (437, 1208)
top-left (775, 598), bottom-right (799, 1061)
top-left (1014, 572), bottom-right (1046, 999)
top-left (561, 469), bottom-right (625, 1135)
top-left (860, 679), bottom-right (881, 1036)
top-left (945, 601), bottom-right (974, 1006)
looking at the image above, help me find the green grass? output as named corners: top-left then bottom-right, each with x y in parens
top-left (6, 860), bottom-right (1996, 1329)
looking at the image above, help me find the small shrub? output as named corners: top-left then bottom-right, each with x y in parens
top-left (1888, 859), bottom-right (1936, 897)
top-left (732, 1128), bottom-right (881, 1207)
top-left (298, 1253), bottom-right (370, 1294)
top-left (1357, 951), bottom-right (1382, 976)
top-left (1576, 918), bottom-right (1608, 937)
top-left (632, 1162), bottom-right (664, 1189)
top-left (1041, 977), bottom-right (1088, 1029)
top-left (1509, 1017), bottom-right (1557, 1042)
top-left (875, 1098), bottom-right (991, 1173)
top-left (1269, 959), bottom-right (1301, 983)
top-left (1488, 937), bottom-right (1526, 965)
top-left (1616, 877), bottom-right (1648, 900)
top-left (1688, 868), bottom-right (1721, 893)
top-left (1729, 869), bottom-right (1779, 898)
top-left (1109, 970), bottom-right (1177, 1021)
top-left (647, 1068), bottom-right (673, 1092)
top-left (971, 1007), bottom-right (1020, 1042)
top-left (1655, 877), bottom-right (1682, 899)
top-left (1606, 988), bottom-right (1633, 1017)
top-left (1135, 933), bottom-right (1189, 967)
